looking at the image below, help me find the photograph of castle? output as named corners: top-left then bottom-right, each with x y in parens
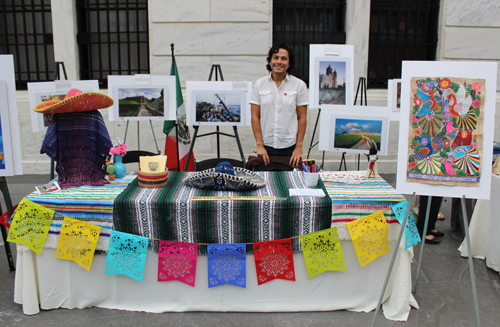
top-left (332, 117), bottom-right (386, 153)
top-left (318, 60), bottom-right (347, 105)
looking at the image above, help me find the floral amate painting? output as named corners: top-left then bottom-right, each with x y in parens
top-left (407, 77), bottom-right (484, 186)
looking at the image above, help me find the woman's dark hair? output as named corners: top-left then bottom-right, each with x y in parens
top-left (266, 43), bottom-right (295, 73)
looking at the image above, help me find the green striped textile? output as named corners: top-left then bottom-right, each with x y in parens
top-left (113, 171), bottom-right (332, 253)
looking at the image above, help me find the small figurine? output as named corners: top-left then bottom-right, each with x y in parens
top-left (366, 139), bottom-right (379, 179)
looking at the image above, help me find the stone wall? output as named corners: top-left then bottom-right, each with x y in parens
top-left (14, 0), bottom-right (500, 174)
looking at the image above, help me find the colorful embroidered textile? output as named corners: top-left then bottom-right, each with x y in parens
top-left (300, 227), bottom-right (346, 278)
top-left (25, 176), bottom-right (134, 241)
top-left (322, 174), bottom-right (405, 226)
top-left (7, 198), bottom-right (54, 254)
top-left (55, 216), bottom-right (101, 270)
top-left (207, 243), bottom-right (246, 288)
top-left (407, 77), bottom-right (484, 186)
top-left (41, 110), bottom-right (112, 189)
top-left (158, 240), bottom-right (198, 286)
top-left (113, 171), bottom-right (332, 253)
top-left (253, 239), bottom-right (295, 285)
top-left (347, 211), bottom-right (390, 267)
top-left (392, 200), bottom-right (421, 249)
top-left (105, 230), bottom-right (149, 282)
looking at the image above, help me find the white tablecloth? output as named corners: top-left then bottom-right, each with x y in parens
top-left (14, 239), bottom-right (418, 321)
top-left (458, 174), bottom-right (500, 273)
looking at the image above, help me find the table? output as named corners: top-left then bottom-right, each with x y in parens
top-left (13, 171), bottom-right (418, 320)
top-left (113, 171), bottom-right (332, 252)
top-left (458, 174), bottom-right (500, 273)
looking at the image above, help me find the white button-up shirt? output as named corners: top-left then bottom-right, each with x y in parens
top-left (250, 73), bottom-right (308, 149)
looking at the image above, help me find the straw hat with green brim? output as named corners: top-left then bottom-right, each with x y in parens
top-left (33, 88), bottom-right (114, 114)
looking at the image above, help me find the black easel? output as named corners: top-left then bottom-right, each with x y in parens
top-left (339, 77), bottom-right (368, 171)
top-left (50, 62), bottom-right (69, 181)
top-left (183, 65), bottom-right (245, 171)
top-left (306, 109), bottom-right (325, 168)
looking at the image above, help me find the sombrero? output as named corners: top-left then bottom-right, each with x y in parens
top-left (183, 162), bottom-right (266, 191)
top-left (34, 88), bottom-right (114, 114)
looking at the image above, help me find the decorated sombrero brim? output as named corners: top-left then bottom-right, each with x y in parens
top-left (34, 88), bottom-right (114, 114)
top-left (183, 162), bottom-right (266, 191)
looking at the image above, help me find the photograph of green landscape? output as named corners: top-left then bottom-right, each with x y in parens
top-left (333, 117), bottom-right (383, 152)
top-left (118, 87), bottom-right (165, 118)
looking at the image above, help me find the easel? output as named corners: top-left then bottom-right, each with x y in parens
top-left (370, 194), bottom-right (481, 327)
top-left (183, 64), bottom-right (245, 171)
top-left (339, 77), bottom-right (368, 171)
top-left (122, 120), bottom-right (161, 159)
top-left (50, 61), bottom-right (69, 180)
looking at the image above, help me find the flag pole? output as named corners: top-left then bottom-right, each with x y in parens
top-left (171, 43), bottom-right (181, 171)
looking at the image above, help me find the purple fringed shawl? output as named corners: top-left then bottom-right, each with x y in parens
top-left (41, 110), bottom-right (112, 189)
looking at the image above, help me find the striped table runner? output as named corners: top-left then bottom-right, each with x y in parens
top-left (322, 173), bottom-right (405, 226)
top-left (25, 175), bottom-right (135, 237)
top-left (113, 171), bottom-right (332, 253)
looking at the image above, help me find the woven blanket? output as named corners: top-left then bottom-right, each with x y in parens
top-left (322, 174), bottom-right (405, 226)
top-left (113, 171), bottom-right (332, 253)
top-left (41, 110), bottom-right (112, 188)
top-left (25, 175), bottom-right (135, 238)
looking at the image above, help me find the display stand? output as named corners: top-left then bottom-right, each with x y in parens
top-left (370, 194), bottom-right (481, 327)
top-left (339, 77), bottom-right (368, 171)
top-left (183, 65), bottom-right (245, 171)
top-left (370, 192), bottom-right (415, 327)
top-left (122, 120), bottom-right (161, 162)
top-left (0, 177), bottom-right (16, 271)
top-left (411, 195), bottom-right (481, 327)
top-left (49, 62), bottom-right (69, 181)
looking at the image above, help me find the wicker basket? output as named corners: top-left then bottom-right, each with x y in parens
top-left (137, 168), bottom-right (169, 188)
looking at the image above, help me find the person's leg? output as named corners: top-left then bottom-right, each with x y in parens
top-left (427, 196), bottom-right (443, 235)
top-left (416, 196), bottom-right (428, 238)
top-left (417, 196), bottom-right (441, 244)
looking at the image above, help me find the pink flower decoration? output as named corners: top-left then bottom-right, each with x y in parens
top-left (414, 98), bottom-right (422, 106)
top-left (472, 83), bottom-right (481, 91)
top-left (472, 142), bottom-right (477, 149)
top-left (472, 100), bottom-right (480, 108)
top-left (409, 161), bottom-right (417, 168)
top-left (109, 143), bottom-right (127, 156)
top-left (412, 117), bottom-right (418, 123)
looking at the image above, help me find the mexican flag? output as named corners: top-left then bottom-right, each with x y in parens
top-left (163, 55), bottom-right (194, 171)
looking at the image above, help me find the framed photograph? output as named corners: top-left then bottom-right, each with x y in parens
top-left (309, 45), bottom-right (354, 109)
top-left (318, 105), bottom-right (393, 156)
top-left (0, 81), bottom-right (13, 176)
top-left (107, 75), bottom-right (176, 121)
top-left (186, 81), bottom-right (252, 126)
top-left (315, 58), bottom-right (351, 106)
top-left (28, 80), bottom-right (100, 132)
top-left (388, 79), bottom-right (402, 112)
top-left (0, 55), bottom-right (22, 176)
top-left (396, 61), bottom-right (498, 200)
top-left (330, 116), bottom-right (387, 155)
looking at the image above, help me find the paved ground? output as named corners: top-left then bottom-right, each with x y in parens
top-left (1, 174), bottom-right (499, 327)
